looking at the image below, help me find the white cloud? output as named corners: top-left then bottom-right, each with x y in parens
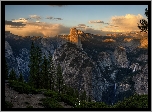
top-left (89, 20), bottom-right (104, 23)
top-left (102, 14), bottom-right (145, 32)
top-left (12, 18), bottom-right (28, 23)
top-left (29, 15), bottom-right (41, 20)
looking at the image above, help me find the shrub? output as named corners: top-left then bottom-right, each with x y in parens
top-left (43, 90), bottom-right (61, 101)
top-left (60, 94), bottom-right (78, 107)
top-left (5, 101), bottom-right (13, 108)
top-left (112, 94), bottom-right (148, 108)
top-left (40, 97), bottom-right (63, 108)
top-left (8, 80), bottom-right (39, 94)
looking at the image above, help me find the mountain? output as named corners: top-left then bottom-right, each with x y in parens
top-left (5, 28), bottom-right (148, 105)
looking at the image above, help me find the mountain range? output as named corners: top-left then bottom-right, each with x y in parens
top-left (5, 28), bottom-right (148, 105)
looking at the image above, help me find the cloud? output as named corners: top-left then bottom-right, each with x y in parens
top-left (46, 16), bottom-right (53, 20)
top-left (5, 21), bottom-right (70, 37)
top-left (89, 20), bottom-right (104, 23)
top-left (102, 14), bottom-right (144, 32)
top-left (104, 23), bottom-right (109, 25)
top-left (46, 16), bottom-right (63, 20)
top-left (73, 24), bottom-right (87, 29)
top-left (5, 20), bottom-right (26, 27)
top-left (54, 18), bottom-right (62, 20)
top-left (29, 15), bottom-right (41, 20)
top-left (12, 18), bottom-right (28, 23)
top-left (85, 27), bottom-right (101, 34)
top-left (78, 24), bottom-right (86, 27)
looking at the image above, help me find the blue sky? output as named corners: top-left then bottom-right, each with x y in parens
top-left (5, 5), bottom-right (148, 37)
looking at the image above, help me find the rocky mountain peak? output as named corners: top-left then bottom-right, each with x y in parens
top-left (69, 28), bottom-right (82, 48)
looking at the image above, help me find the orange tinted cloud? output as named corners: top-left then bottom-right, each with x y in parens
top-left (5, 22), bottom-right (70, 37)
top-left (102, 14), bottom-right (146, 32)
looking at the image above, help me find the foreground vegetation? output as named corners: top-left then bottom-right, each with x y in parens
top-left (6, 80), bottom-right (148, 108)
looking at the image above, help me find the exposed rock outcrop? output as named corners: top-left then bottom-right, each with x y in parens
top-left (114, 46), bottom-right (129, 68)
top-left (53, 42), bottom-right (93, 98)
top-left (69, 28), bottom-right (82, 48)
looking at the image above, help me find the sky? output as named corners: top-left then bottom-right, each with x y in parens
top-left (5, 5), bottom-right (148, 37)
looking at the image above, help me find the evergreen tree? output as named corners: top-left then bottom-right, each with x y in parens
top-left (74, 89), bottom-right (79, 98)
top-left (5, 58), bottom-right (9, 80)
top-left (41, 55), bottom-right (50, 89)
top-left (56, 65), bottom-right (64, 93)
top-left (48, 55), bottom-right (56, 91)
top-left (28, 42), bottom-right (36, 86)
top-left (9, 69), bottom-right (17, 81)
top-left (88, 96), bottom-right (92, 102)
top-left (80, 91), bottom-right (87, 101)
top-left (28, 42), bottom-right (42, 89)
top-left (18, 72), bottom-right (24, 82)
top-left (35, 46), bottom-right (43, 88)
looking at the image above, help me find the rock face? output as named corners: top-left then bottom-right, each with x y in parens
top-left (5, 41), bottom-right (19, 75)
top-left (53, 42), bottom-right (93, 98)
top-left (114, 46), bottom-right (129, 68)
top-left (69, 28), bottom-right (82, 48)
top-left (5, 32), bottom-right (57, 81)
top-left (5, 41), bottom-right (13, 58)
top-left (97, 52), bottom-right (112, 70)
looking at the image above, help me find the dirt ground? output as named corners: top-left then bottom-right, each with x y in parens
top-left (5, 83), bottom-right (73, 108)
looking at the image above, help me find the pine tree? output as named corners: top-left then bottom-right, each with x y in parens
top-left (74, 89), bottom-right (79, 98)
top-left (9, 69), bottom-right (17, 81)
top-left (28, 42), bottom-right (36, 86)
top-left (48, 55), bottom-right (56, 91)
top-left (80, 91), bottom-right (87, 101)
top-left (35, 46), bottom-right (42, 89)
top-left (56, 65), bottom-right (64, 93)
top-left (18, 72), bottom-right (24, 82)
top-left (41, 55), bottom-right (49, 89)
top-left (5, 58), bottom-right (9, 80)
top-left (28, 42), bottom-right (42, 89)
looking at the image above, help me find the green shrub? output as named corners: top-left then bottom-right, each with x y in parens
top-left (40, 97), bottom-right (63, 108)
top-left (5, 101), bottom-right (13, 108)
top-left (8, 80), bottom-right (39, 94)
top-left (112, 94), bottom-right (148, 108)
top-left (43, 90), bottom-right (61, 101)
top-left (60, 94), bottom-right (78, 107)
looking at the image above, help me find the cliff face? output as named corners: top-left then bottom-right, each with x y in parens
top-left (69, 28), bottom-right (82, 48)
top-left (5, 32), bottom-right (57, 81)
top-left (114, 46), bottom-right (129, 68)
top-left (53, 42), bottom-right (93, 97)
top-left (98, 52), bottom-right (112, 70)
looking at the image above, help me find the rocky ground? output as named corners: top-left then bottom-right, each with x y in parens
top-left (5, 83), bottom-right (73, 108)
